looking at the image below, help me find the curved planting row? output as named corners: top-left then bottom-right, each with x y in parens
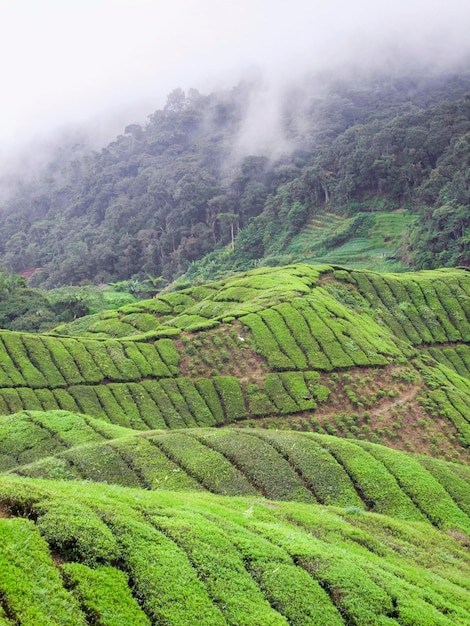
top-left (348, 268), bottom-right (470, 345)
top-left (0, 266), bottom-right (469, 451)
top-left (11, 427), bottom-right (470, 533)
top-left (423, 344), bottom-right (470, 379)
top-left (53, 264), bottom-right (325, 338)
top-left (0, 337), bottom-right (340, 430)
top-left (52, 265), bottom-right (470, 348)
top-left (0, 332), bottom-right (178, 388)
top-left (415, 358), bottom-right (470, 445)
top-left (0, 410), bottom-right (132, 472)
top-left (240, 290), bottom-right (398, 372)
top-left (0, 476), bottom-right (468, 625)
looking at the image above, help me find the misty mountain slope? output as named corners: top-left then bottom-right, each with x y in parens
top-left (261, 208), bottom-right (417, 271)
top-left (0, 265), bottom-right (468, 462)
top-left (1, 70), bottom-right (470, 286)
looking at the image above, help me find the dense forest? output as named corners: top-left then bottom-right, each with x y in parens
top-left (0, 69), bottom-right (469, 289)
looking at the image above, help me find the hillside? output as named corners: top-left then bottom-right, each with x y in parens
top-left (1, 70), bottom-right (470, 287)
top-left (14, 263), bottom-right (466, 462)
top-left (1, 474), bottom-right (470, 625)
top-left (5, 415), bottom-right (470, 530)
top-left (0, 263), bottom-right (469, 622)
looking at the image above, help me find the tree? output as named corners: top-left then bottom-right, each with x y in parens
top-left (216, 213), bottom-right (239, 249)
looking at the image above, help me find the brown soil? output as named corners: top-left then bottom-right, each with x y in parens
top-left (175, 322), bottom-right (469, 464)
top-left (0, 504), bottom-right (11, 518)
top-left (175, 321), bottom-right (268, 382)
top-left (237, 363), bottom-right (468, 464)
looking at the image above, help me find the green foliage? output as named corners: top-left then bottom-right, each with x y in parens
top-left (0, 476), bottom-right (468, 625)
top-left (311, 434), bottom-right (426, 521)
top-left (193, 430), bottom-right (316, 502)
top-left (154, 338), bottom-right (180, 373)
top-left (418, 455), bottom-right (470, 517)
top-left (159, 378), bottom-right (198, 427)
top-left (246, 383), bottom-right (277, 416)
top-left (195, 378), bottom-right (225, 425)
top-left (176, 378), bottom-right (217, 426)
top-left (255, 562), bottom-right (344, 626)
top-left (259, 308), bottom-right (308, 369)
top-left (107, 512), bottom-right (225, 625)
top-left (358, 441), bottom-right (470, 531)
top-left (240, 313), bottom-right (295, 370)
top-left (111, 436), bottom-right (202, 491)
top-left (254, 431), bottom-right (363, 506)
top-left (213, 376), bottom-right (247, 422)
top-left (0, 248), bottom-right (469, 624)
top-left (2, 72), bottom-right (470, 291)
top-left (0, 517), bottom-right (86, 624)
top-left (36, 500), bottom-right (120, 566)
top-left (280, 372), bottom-right (318, 410)
top-left (1, 333), bottom-right (48, 388)
top-left (152, 432), bottom-right (257, 495)
top-left (62, 563), bottom-right (151, 626)
top-left (263, 373), bottom-right (300, 414)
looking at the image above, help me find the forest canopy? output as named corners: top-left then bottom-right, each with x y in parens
top-left (0, 70), bottom-right (469, 288)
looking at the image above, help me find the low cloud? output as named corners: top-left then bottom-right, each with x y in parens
top-left (1, 0), bottom-right (469, 190)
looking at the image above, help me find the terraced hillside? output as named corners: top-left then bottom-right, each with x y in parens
top-left (4, 413), bottom-right (470, 532)
top-left (0, 471), bottom-right (469, 625)
top-left (280, 210), bottom-right (416, 271)
top-left (1, 263), bottom-right (470, 623)
top-left (0, 264), bottom-right (465, 461)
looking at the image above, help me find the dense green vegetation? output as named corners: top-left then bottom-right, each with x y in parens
top-left (0, 267), bottom-right (139, 333)
top-left (0, 262), bottom-right (468, 622)
top-left (1, 70), bottom-right (470, 288)
top-left (7, 418), bottom-right (470, 529)
top-left (2, 58), bottom-right (470, 623)
top-left (0, 473), bottom-right (469, 625)
top-left (0, 264), bottom-right (466, 462)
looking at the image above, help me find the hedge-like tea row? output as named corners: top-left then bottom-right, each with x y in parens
top-left (0, 517), bottom-right (87, 624)
top-left (240, 290), bottom-right (398, 372)
top-left (53, 264), bottom-right (325, 338)
top-left (0, 266), bottom-right (469, 445)
top-left (0, 410), bottom-right (129, 472)
top-left (0, 367), bottom-right (342, 429)
top-left (419, 455), bottom-right (470, 517)
top-left (0, 476), bottom-right (468, 625)
top-left (424, 345), bottom-right (470, 379)
top-left (0, 332), bottom-right (178, 389)
top-left (12, 428), bottom-right (470, 530)
top-left (349, 268), bottom-right (470, 345)
top-left (49, 267), bottom-right (470, 367)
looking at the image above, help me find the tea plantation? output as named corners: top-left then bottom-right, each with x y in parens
top-left (0, 264), bottom-right (470, 624)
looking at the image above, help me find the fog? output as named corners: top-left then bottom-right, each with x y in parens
top-left (1, 0), bottom-right (469, 187)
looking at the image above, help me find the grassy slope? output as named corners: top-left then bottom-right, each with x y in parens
top-left (0, 263), bottom-right (465, 461)
top-left (275, 209), bottom-right (416, 272)
top-left (0, 474), bottom-right (469, 625)
top-left (1, 263), bottom-right (470, 623)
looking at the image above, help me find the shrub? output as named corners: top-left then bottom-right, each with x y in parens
top-left (62, 563), bottom-right (151, 626)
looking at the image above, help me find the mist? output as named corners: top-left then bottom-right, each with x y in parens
top-left (1, 0), bottom-right (470, 195)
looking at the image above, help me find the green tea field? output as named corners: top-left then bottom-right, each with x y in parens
top-left (0, 264), bottom-right (469, 624)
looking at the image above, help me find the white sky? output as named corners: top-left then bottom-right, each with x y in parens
top-left (0, 0), bottom-right (469, 156)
